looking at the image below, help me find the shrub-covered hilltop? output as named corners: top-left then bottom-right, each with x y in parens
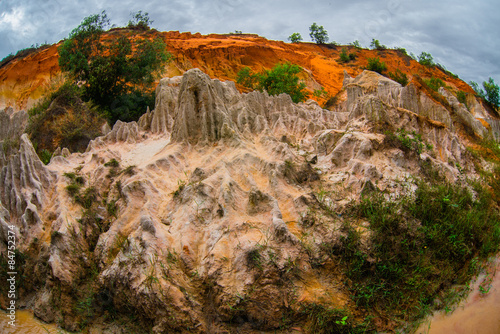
top-left (1, 15), bottom-right (500, 334)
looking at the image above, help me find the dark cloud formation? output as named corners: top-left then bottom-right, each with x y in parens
top-left (0, 0), bottom-right (498, 85)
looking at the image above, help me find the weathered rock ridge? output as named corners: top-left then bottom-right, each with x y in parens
top-left (0, 69), bottom-right (498, 333)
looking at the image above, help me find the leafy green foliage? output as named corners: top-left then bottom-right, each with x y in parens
top-left (424, 77), bottom-right (445, 92)
top-left (370, 39), bottom-right (386, 50)
top-left (389, 69), bottom-right (408, 86)
top-left (258, 64), bottom-right (307, 102)
top-left (237, 63), bottom-right (307, 103)
top-left (127, 11), bottom-right (153, 30)
top-left (366, 57), bottom-right (387, 74)
top-left (309, 23), bottom-right (328, 44)
top-left (288, 33), bottom-right (302, 43)
top-left (339, 48), bottom-right (356, 63)
top-left (395, 47), bottom-right (408, 56)
top-left (418, 52), bottom-right (435, 67)
top-left (236, 67), bottom-right (257, 89)
top-left (350, 40), bottom-right (362, 49)
top-left (58, 11), bottom-right (171, 123)
top-left (313, 87), bottom-right (328, 99)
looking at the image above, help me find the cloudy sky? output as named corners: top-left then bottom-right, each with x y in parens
top-left (0, 0), bottom-right (498, 86)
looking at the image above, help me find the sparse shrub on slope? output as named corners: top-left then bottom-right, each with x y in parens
top-left (370, 38), bottom-right (386, 50)
top-left (389, 69), bottom-right (408, 86)
top-left (339, 47), bottom-right (356, 63)
top-left (26, 82), bottom-right (104, 160)
top-left (127, 10), bottom-right (153, 30)
top-left (424, 77), bottom-right (445, 92)
top-left (366, 57), bottom-right (387, 74)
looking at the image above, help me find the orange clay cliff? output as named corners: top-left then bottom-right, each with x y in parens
top-left (0, 28), bottom-right (477, 111)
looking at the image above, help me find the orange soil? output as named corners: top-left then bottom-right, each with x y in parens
top-left (0, 28), bottom-right (476, 111)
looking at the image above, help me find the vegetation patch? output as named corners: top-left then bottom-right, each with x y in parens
top-left (389, 69), bottom-right (409, 86)
top-left (237, 63), bottom-right (307, 103)
top-left (384, 128), bottom-right (432, 155)
top-left (323, 181), bottom-right (500, 330)
top-left (424, 77), bottom-right (446, 92)
top-left (366, 57), bottom-right (387, 74)
top-left (338, 47), bottom-right (357, 63)
top-left (26, 82), bottom-right (104, 159)
top-left (299, 303), bottom-right (373, 334)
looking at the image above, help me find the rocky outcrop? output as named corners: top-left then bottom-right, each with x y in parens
top-left (344, 70), bottom-right (453, 127)
top-left (439, 87), bottom-right (487, 138)
top-left (0, 134), bottom-right (55, 250)
top-left (141, 69), bottom-right (346, 146)
top-left (0, 107), bottom-right (28, 141)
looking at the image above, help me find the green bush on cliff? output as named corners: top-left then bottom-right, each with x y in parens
top-left (366, 57), bottom-right (387, 74)
top-left (58, 11), bottom-right (171, 124)
top-left (237, 63), bottom-right (307, 103)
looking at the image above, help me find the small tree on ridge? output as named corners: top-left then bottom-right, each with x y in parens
top-left (309, 23), bottom-right (328, 44)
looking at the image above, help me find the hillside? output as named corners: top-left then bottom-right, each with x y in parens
top-left (0, 29), bottom-right (481, 112)
top-left (1, 29), bottom-right (500, 334)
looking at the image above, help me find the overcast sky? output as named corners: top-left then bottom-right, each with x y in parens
top-left (0, 0), bottom-right (498, 86)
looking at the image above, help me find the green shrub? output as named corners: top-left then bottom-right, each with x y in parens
top-left (288, 33), bottom-right (302, 43)
top-left (104, 159), bottom-right (120, 168)
top-left (366, 57), bottom-right (387, 74)
top-left (385, 128), bottom-right (428, 154)
top-left (339, 48), bottom-right (356, 63)
top-left (418, 52), bottom-right (435, 67)
top-left (309, 23), bottom-right (328, 44)
top-left (236, 67), bottom-right (257, 89)
top-left (389, 69), bottom-right (408, 86)
top-left (395, 47), bottom-right (408, 56)
top-left (313, 87), bottom-right (328, 98)
top-left (370, 39), bottom-right (386, 50)
top-left (237, 63), bottom-right (307, 103)
top-left (424, 77), bottom-right (445, 91)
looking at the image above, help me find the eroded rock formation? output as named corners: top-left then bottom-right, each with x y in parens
top-left (0, 69), bottom-right (498, 333)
